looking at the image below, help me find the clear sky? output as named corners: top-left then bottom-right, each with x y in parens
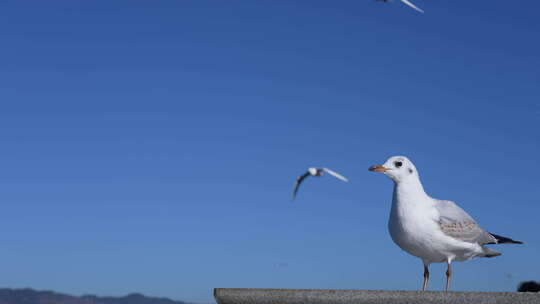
top-left (0, 1), bottom-right (539, 303)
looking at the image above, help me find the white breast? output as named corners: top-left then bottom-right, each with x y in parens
top-left (388, 186), bottom-right (452, 263)
top-left (388, 187), bottom-right (482, 263)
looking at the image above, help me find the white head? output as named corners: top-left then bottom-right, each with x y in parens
top-left (308, 167), bottom-right (319, 175)
top-left (369, 156), bottom-right (420, 184)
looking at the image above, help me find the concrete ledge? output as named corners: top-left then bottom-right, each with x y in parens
top-left (214, 288), bottom-right (540, 304)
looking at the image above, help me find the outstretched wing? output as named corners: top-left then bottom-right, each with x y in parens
top-left (292, 172), bottom-right (311, 200)
top-left (400, 0), bottom-right (424, 13)
top-left (434, 200), bottom-right (497, 244)
top-left (322, 168), bottom-right (349, 182)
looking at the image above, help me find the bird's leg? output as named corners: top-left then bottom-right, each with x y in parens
top-left (445, 261), bottom-right (452, 292)
top-left (422, 263), bottom-right (430, 291)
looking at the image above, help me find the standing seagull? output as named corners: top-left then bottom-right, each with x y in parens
top-left (369, 156), bottom-right (522, 291)
top-left (292, 168), bottom-right (348, 200)
top-left (377, 0), bottom-right (424, 13)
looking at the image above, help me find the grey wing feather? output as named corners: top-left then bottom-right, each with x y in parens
top-left (435, 200), bottom-right (497, 244)
top-left (292, 172), bottom-right (311, 200)
top-left (400, 0), bottom-right (424, 13)
top-left (322, 168), bottom-right (349, 182)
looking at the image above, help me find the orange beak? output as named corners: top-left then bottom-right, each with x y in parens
top-left (368, 165), bottom-right (389, 173)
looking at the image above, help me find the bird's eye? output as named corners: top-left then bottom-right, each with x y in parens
top-left (394, 161), bottom-right (403, 168)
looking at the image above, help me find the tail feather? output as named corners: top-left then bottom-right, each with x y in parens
top-left (489, 233), bottom-right (523, 244)
top-left (482, 247), bottom-right (502, 258)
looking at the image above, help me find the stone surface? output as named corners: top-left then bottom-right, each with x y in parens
top-left (214, 288), bottom-right (540, 304)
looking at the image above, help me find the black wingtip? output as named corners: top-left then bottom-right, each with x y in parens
top-left (490, 233), bottom-right (524, 244)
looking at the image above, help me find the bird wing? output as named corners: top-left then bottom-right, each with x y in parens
top-left (434, 200), bottom-right (497, 244)
top-left (322, 168), bottom-right (349, 182)
top-left (292, 171), bottom-right (311, 200)
top-left (400, 0), bottom-right (424, 13)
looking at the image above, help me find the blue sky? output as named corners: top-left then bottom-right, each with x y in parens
top-left (0, 1), bottom-right (539, 303)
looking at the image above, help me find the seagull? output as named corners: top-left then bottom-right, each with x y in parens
top-left (292, 168), bottom-right (348, 200)
top-left (369, 156), bottom-right (522, 291)
top-left (376, 0), bottom-right (424, 13)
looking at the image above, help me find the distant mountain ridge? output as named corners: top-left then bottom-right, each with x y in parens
top-left (0, 288), bottom-right (189, 304)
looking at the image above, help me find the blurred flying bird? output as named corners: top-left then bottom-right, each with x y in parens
top-left (292, 168), bottom-right (348, 200)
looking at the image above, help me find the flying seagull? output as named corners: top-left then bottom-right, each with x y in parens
top-left (292, 168), bottom-right (348, 200)
top-left (369, 156), bottom-right (522, 291)
top-left (377, 0), bottom-right (424, 13)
